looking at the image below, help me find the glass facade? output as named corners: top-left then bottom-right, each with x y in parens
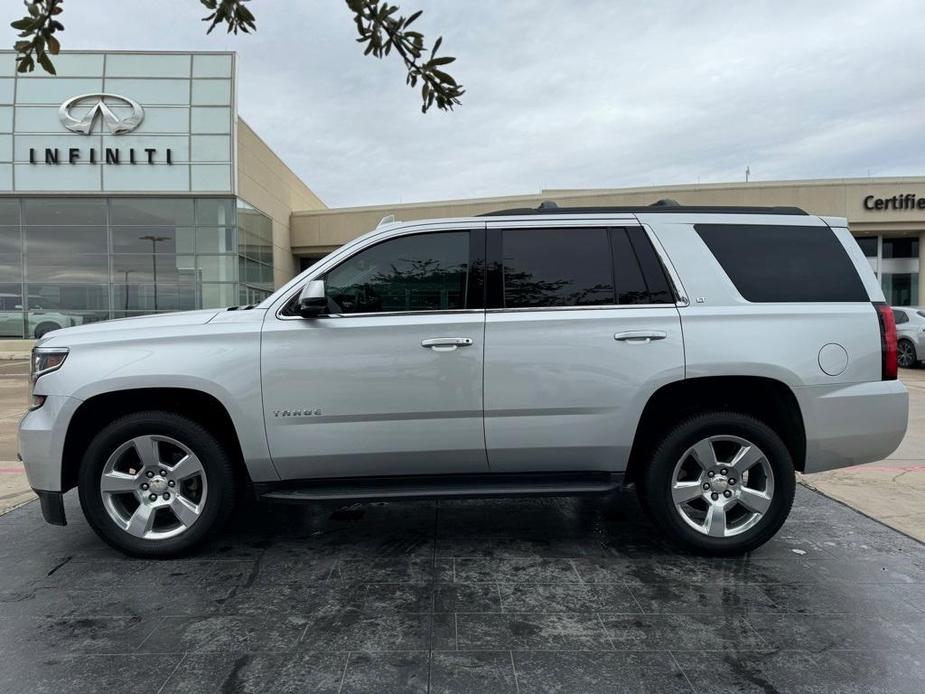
top-left (236, 200), bottom-right (274, 305)
top-left (856, 234), bottom-right (920, 307)
top-left (0, 196), bottom-right (273, 338)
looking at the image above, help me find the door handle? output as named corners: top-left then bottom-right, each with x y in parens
top-left (421, 337), bottom-right (473, 351)
top-left (614, 330), bottom-right (668, 344)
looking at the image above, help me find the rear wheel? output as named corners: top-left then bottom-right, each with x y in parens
top-left (78, 411), bottom-right (235, 557)
top-left (898, 339), bottom-right (917, 368)
top-left (638, 412), bottom-right (795, 555)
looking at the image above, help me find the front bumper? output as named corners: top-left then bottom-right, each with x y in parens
top-left (18, 394), bottom-right (82, 493)
top-left (795, 379), bottom-right (908, 474)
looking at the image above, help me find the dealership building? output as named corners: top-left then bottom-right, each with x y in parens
top-left (2, 49), bottom-right (924, 339)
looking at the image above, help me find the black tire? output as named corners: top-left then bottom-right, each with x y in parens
top-left (34, 322), bottom-right (61, 339)
top-left (637, 411), bottom-right (795, 556)
top-left (898, 339), bottom-right (917, 369)
top-left (78, 411), bottom-right (236, 557)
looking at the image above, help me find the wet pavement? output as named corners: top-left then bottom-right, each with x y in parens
top-left (1, 486), bottom-right (924, 693)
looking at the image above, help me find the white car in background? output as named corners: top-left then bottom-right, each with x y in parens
top-left (0, 294), bottom-right (84, 339)
top-left (892, 306), bottom-right (925, 368)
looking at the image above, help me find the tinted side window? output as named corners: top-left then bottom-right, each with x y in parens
top-left (694, 224), bottom-right (868, 303)
top-left (894, 309), bottom-right (909, 324)
top-left (325, 231), bottom-right (469, 313)
top-left (624, 227), bottom-right (675, 304)
top-left (609, 228), bottom-right (649, 304)
top-left (502, 228), bottom-right (613, 308)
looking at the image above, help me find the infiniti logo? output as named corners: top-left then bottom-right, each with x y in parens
top-left (58, 92), bottom-right (145, 135)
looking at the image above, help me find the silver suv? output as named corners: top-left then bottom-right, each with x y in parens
top-left (19, 201), bottom-right (909, 557)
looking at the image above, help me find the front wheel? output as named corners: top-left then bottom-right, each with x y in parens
top-left (78, 411), bottom-right (236, 557)
top-left (638, 412), bottom-right (795, 556)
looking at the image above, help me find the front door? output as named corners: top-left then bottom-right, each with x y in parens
top-left (483, 223), bottom-right (685, 472)
top-left (261, 226), bottom-right (488, 480)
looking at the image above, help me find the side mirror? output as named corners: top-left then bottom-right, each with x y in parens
top-left (298, 279), bottom-right (328, 318)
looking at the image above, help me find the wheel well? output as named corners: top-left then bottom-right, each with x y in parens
top-left (61, 388), bottom-right (251, 493)
top-left (625, 376), bottom-right (806, 483)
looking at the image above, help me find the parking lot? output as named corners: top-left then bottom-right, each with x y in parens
top-left (1, 364), bottom-right (924, 692)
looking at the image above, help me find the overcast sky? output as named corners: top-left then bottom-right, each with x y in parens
top-left (44, 0), bottom-right (925, 207)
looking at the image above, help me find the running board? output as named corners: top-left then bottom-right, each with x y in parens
top-left (257, 472), bottom-right (624, 503)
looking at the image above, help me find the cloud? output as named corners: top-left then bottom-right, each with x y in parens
top-left (51, 0), bottom-right (925, 207)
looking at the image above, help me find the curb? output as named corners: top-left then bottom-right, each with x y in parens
top-left (798, 478), bottom-right (925, 547)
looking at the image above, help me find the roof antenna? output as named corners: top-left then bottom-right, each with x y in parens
top-left (377, 214), bottom-right (396, 227)
top-left (537, 200), bottom-right (559, 210)
top-left (650, 199), bottom-right (681, 207)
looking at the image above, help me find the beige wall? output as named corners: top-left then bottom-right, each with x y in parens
top-left (290, 177), bottom-right (925, 254)
top-left (236, 119), bottom-right (326, 287)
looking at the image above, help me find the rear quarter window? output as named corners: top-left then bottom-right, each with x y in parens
top-left (694, 224), bottom-right (869, 302)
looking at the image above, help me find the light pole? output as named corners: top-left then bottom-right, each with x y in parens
top-left (122, 269), bottom-right (132, 312)
top-left (138, 235), bottom-right (169, 311)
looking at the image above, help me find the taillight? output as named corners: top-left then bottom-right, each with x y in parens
top-left (874, 302), bottom-right (897, 380)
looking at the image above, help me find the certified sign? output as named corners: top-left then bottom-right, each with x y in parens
top-left (863, 194), bottom-right (925, 211)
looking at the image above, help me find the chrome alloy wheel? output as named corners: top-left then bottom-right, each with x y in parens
top-left (898, 340), bottom-right (916, 368)
top-left (99, 435), bottom-right (208, 540)
top-left (670, 435), bottom-right (775, 538)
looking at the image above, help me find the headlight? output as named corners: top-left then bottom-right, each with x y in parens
top-left (32, 347), bottom-right (69, 383)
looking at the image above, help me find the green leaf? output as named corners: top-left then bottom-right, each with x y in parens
top-left (432, 69), bottom-right (456, 86)
top-left (47, 34), bottom-right (60, 55)
top-left (36, 51), bottom-right (56, 75)
top-left (16, 54), bottom-right (35, 73)
top-left (11, 18), bottom-right (38, 31)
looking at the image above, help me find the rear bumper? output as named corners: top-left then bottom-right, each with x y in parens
top-left (795, 380), bottom-right (908, 474)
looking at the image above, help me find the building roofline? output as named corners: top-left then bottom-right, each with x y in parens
top-left (541, 175), bottom-right (925, 195)
top-left (292, 176), bottom-right (925, 217)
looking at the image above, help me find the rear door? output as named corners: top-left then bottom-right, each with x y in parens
top-left (482, 220), bottom-right (685, 473)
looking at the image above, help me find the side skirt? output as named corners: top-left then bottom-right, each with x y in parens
top-left (255, 471), bottom-right (624, 504)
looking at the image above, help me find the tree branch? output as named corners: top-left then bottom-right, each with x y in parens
top-left (200, 0), bottom-right (255, 35)
top-left (11, 0), bottom-right (64, 74)
top-left (345, 0), bottom-right (464, 112)
top-left (11, 0), bottom-right (463, 113)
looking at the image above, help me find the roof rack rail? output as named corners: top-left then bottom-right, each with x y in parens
top-left (650, 198), bottom-right (681, 207)
top-left (477, 201), bottom-right (808, 216)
